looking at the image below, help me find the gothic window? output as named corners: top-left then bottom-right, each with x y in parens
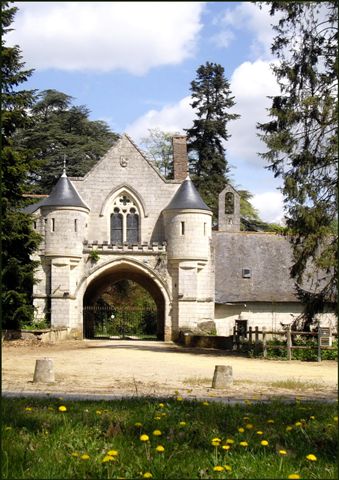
top-left (111, 208), bottom-right (123, 243)
top-left (110, 194), bottom-right (140, 244)
top-left (127, 208), bottom-right (139, 243)
top-left (225, 192), bottom-right (234, 215)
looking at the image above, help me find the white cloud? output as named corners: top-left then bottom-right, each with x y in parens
top-left (8, 2), bottom-right (205, 74)
top-left (252, 192), bottom-right (285, 224)
top-left (126, 96), bottom-right (194, 141)
top-left (227, 59), bottom-right (281, 165)
top-left (216, 2), bottom-right (276, 59)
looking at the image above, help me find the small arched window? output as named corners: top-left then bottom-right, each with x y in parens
top-left (225, 192), bottom-right (234, 215)
top-left (111, 208), bottom-right (123, 243)
top-left (127, 208), bottom-right (139, 243)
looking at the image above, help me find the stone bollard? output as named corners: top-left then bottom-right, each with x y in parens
top-left (33, 358), bottom-right (55, 383)
top-left (212, 365), bottom-right (233, 389)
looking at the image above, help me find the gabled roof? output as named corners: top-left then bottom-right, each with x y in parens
top-left (164, 176), bottom-right (211, 211)
top-left (23, 172), bottom-right (89, 213)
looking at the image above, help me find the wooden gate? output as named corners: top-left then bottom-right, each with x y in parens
top-left (83, 305), bottom-right (157, 339)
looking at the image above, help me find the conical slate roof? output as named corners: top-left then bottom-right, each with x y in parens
top-left (23, 172), bottom-right (89, 214)
top-left (37, 172), bottom-right (89, 211)
top-left (164, 176), bottom-right (210, 211)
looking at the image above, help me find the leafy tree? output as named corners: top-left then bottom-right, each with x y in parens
top-left (140, 128), bottom-right (178, 178)
top-left (257, 1), bottom-right (338, 327)
top-left (185, 62), bottom-right (240, 217)
top-left (14, 89), bottom-right (119, 193)
top-left (1, 2), bottom-right (41, 329)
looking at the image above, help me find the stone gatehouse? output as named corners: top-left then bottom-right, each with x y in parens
top-left (26, 135), bottom-right (336, 340)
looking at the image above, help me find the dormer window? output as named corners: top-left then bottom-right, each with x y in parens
top-left (110, 194), bottom-right (140, 244)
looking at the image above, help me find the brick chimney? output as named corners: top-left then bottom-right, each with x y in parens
top-left (172, 135), bottom-right (188, 181)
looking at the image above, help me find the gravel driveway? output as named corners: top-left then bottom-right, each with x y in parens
top-left (2, 339), bottom-right (337, 401)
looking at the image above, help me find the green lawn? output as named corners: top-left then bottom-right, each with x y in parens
top-left (2, 397), bottom-right (337, 479)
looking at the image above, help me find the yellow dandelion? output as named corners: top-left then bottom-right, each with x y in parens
top-left (140, 434), bottom-right (150, 442)
top-left (238, 427), bottom-right (245, 433)
top-left (71, 452), bottom-right (79, 457)
top-left (256, 431), bottom-right (263, 435)
top-left (102, 455), bottom-right (114, 463)
top-left (143, 473), bottom-right (153, 478)
top-left (309, 416), bottom-right (315, 420)
top-left (239, 441), bottom-right (248, 447)
top-left (25, 407), bottom-right (32, 411)
top-left (279, 450), bottom-right (287, 456)
top-left (96, 410), bottom-right (102, 415)
top-left (176, 396), bottom-right (183, 402)
top-left (179, 421), bottom-right (186, 426)
top-left (211, 440), bottom-right (221, 447)
top-left (81, 454), bottom-right (90, 460)
top-left (153, 429), bottom-right (162, 436)
top-left (333, 416), bottom-right (338, 422)
top-left (134, 422), bottom-right (143, 427)
top-left (295, 421), bottom-right (302, 427)
top-left (306, 454), bottom-right (317, 462)
top-left (212, 437), bottom-right (222, 443)
top-left (155, 445), bottom-right (165, 453)
top-left (213, 466), bottom-right (224, 472)
top-left (107, 450), bottom-right (118, 456)
top-left (288, 474), bottom-right (301, 479)
top-left (286, 426), bottom-right (293, 431)
top-left (267, 419), bottom-right (274, 424)
top-left (246, 423), bottom-right (254, 429)
top-left (58, 405), bottom-right (67, 412)
top-left (223, 465), bottom-right (232, 471)
top-left (154, 416), bottom-right (161, 420)
top-left (226, 439), bottom-right (234, 444)
top-left (202, 401), bottom-right (209, 406)
top-left (261, 440), bottom-right (269, 446)
top-left (158, 403), bottom-right (165, 408)
top-left (222, 445), bottom-right (230, 451)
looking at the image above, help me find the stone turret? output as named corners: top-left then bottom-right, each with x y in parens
top-left (163, 175), bottom-right (214, 337)
top-left (40, 171), bottom-right (90, 257)
top-left (163, 176), bottom-right (212, 261)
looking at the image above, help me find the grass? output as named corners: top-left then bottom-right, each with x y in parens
top-left (183, 377), bottom-right (328, 391)
top-left (269, 379), bottom-right (326, 391)
top-left (2, 396), bottom-right (338, 479)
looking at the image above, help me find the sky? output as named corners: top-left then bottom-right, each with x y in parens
top-left (8, 1), bottom-right (286, 223)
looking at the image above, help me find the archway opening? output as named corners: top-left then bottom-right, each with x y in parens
top-left (83, 263), bottom-right (166, 340)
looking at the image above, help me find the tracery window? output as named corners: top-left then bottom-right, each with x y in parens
top-left (110, 194), bottom-right (140, 244)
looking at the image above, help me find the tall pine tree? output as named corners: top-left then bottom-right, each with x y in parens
top-left (1, 2), bottom-right (41, 329)
top-left (185, 62), bottom-right (239, 217)
top-left (257, 2), bottom-right (338, 327)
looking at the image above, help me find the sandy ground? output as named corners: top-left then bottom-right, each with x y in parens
top-left (2, 339), bottom-right (338, 401)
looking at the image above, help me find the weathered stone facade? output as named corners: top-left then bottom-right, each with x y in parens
top-left (29, 135), bottom-right (215, 340)
top-left (28, 134), bottom-right (336, 339)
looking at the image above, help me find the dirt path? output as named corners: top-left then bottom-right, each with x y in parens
top-left (2, 339), bottom-right (338, 401)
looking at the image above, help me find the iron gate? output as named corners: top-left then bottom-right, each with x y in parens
top-left (83, 305), bottom-right (157, 339)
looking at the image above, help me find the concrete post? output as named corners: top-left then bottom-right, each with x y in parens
top-left (212, 365), bottom-right (233, 389)
top-left (33, 358), bottom-right (55, 383)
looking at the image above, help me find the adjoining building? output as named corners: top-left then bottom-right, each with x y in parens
top-left (25, 135), bottom-right (336, 339)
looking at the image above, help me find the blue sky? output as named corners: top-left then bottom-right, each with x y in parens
top-left (8, 1), bottom-right (285, 222)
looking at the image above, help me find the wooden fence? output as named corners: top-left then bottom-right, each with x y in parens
top-left (233, 325), bottom-right (337, 362)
